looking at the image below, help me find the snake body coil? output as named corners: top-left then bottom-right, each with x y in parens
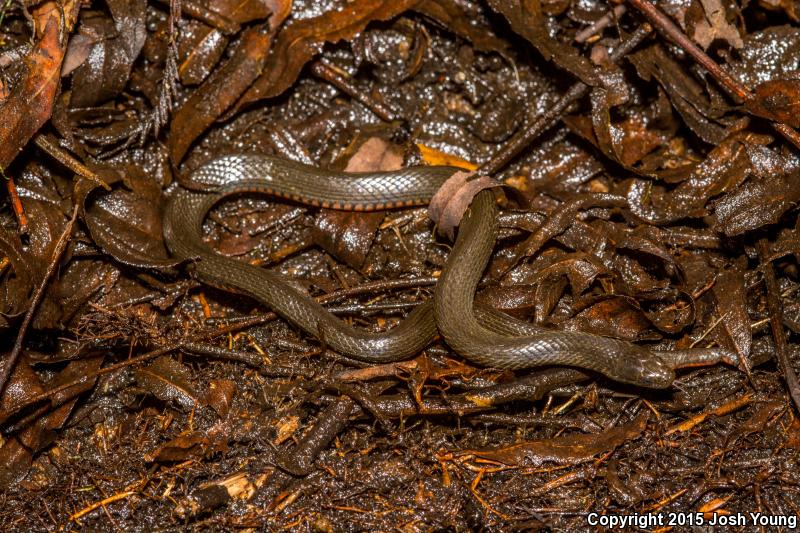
top-left (163, 155), bottom-right (736, 387)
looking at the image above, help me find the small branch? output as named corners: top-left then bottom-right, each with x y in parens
top-left (34, 134), bottom-right (111, 191)
top-left (575, 5), bottom-right (627, 43)
top-left (311, 60), bottom-right (399, 123)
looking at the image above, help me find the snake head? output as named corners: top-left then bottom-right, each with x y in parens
top-left (619, 352), bottom-right (675, 389)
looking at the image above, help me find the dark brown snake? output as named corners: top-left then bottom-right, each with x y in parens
top-left (163, 155), bottom-right (738, 388)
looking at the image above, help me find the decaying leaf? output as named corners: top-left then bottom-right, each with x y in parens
top-left (146, 430), bottom-right (228, 462)
top-left (685, 0), bottom-right (743, 50)
top-left (234, 0), bottom-right (422, 110)
top-left (746, 78), bottom-right (800, 128)
top-left (0, 1), bottom-right (79, 168)
top-left (486, 0), bottom-right (598, 86)
top-left (134, 356), bottom-right (207, 410)
top-left (458, 413), bottom-right (648, 467)
top-left (69, 0), bottom-right (147, 107)
top-left (169, 26), bottom-right (275, 164)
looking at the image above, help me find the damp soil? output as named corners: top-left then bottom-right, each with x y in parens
top-left (0, 0), bottom-right (799, 530)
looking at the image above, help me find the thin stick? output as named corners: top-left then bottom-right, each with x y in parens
top-left (311, 60), bottom-right (399, 123)
top-left (34, 134), bottom-right (111, 191)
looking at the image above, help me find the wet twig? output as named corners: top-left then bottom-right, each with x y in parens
top-left (34, 134), bottom-right (111, 191)
top-left (311, 60), bottom-right (400, 123)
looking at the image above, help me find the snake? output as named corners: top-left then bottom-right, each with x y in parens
top-left (163, 154), bottom-right (737, 387)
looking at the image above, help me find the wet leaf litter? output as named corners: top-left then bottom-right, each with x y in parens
top-left (0, 0), bottom-right (799, 529)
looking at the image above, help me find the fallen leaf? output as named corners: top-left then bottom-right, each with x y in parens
top-left (458, 413), bottom-right (648, 467)
top-left (746, 78), bottom-right (800, 128)
top-left (234, 0), bottom-right (422, 111)
top-left (170, 26), bottom-right (275, 164)
top-left (0, 0), bottom-right (79, 168)
top-left (147, 431), bottom-right (228, 462)
top-left (686, 0), bottom-right (743, 50)
top-left (134, 356), bottom-right (207, 411)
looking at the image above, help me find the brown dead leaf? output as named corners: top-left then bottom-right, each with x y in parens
top-left (713, 167), bottom-right (800, 236)
top-left (746, 78), bottom-right (800, 128)
top-left (458, 413), bottom-right (648, 467)
top-left (177, 0), bottom-right (283, 86)
top-left (147, 431), bottom-right (229, 462)
top-left (170, 26), bottom-right (275, 164)
top-left (312, 138), bottom-right (403, 269)
top-left (486, 0), bottom-right (598, 86)
top-left (567, 296), bottom-right (655, 341)
top-left (786, 416), bottom-right (800, 449)
top-left (134, 356), bottom-right (207, 411)
top-left (686, 0), bottom-right (743, 50)
top-left (177, 22), bottom-right (230, 86)
top-left (234, 0), bottom-right (422, 111)
top-left (342, 137), bottom-right (404, 173)
top-left (207, 379), bottom-right (236, 418)
top-left (413, 0), bottom-right (510, 56)
top-left (712, 267), bottom-right (751, 360)
top-left (0, 356), bottom-right (102, 488)
top-left (0, 228), bottom-right (38, 321)
top-left (69, 0), bottom-right (147, 107)
top-left (0, 0), bottom-right (79, 169)
top-left (82, 165), bottom-right (180, 271)
top-left (757, 0), bottom-right (799, 21)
